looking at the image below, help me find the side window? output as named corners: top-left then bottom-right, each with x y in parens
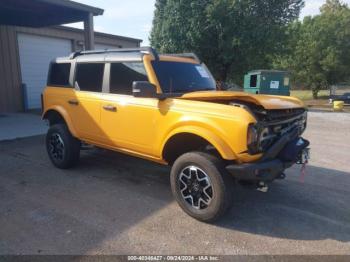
top-left (75, 63), bottom-right (105, 92)
top-left (250, 75), bottom-right (258, 88)
top-left (48, 63), bottom-right (71, 87)
top-left (110, 62), bottom-right (148, 95)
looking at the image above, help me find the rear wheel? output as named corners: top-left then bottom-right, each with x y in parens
top-left (46, 124), bottom-right (80, 169)
top-left (170, 152), bottom-right (233, 222)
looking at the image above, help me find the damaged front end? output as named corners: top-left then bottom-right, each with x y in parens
top-left (246, 107), bottom-right (307, 155)
top-left (227, 105), bottom-right (310, 184)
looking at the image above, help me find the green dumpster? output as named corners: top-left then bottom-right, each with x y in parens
top-left (244, 70), bottom-right (290, 96)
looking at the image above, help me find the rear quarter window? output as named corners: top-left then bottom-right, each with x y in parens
top-left (48, 63), bottom-right (71, 87)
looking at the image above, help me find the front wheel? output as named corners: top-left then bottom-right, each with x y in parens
top-left (46, 124), bottom-right (80, 169)
top-left (170, 152), bottom-right (233, 222)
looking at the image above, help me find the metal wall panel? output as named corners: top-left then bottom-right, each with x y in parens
top-left (0, 25), bottom-right (22, 113)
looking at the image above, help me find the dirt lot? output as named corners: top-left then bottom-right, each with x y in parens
top-left (0, 111), bottom-right (349, 255)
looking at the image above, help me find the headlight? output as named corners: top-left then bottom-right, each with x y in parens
top-left (247, 124), bottom-right (260, 154)
top-left (247, 124), bottom-right (258, 145)
top-left (247, 124), bottom-right (274, 154)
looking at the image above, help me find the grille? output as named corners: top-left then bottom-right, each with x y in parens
top-left (258, 109), bottom-right (307, 152)
top-left (260, 108), bottom-right (306, 122)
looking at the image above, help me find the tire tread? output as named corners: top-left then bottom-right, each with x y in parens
top-left (170, 151), bottom-right (233, 222)
top-left (46, 124), bottom-right (80, 169)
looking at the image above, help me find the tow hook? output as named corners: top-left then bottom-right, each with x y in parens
top-left (257, 181), bottom-right (269, 193)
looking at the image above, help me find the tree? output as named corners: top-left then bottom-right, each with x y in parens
top-left (275, 0), bottom-right (350, 98)
top-left (150, 0), bottom-right (304, 85)
top-left (150, 0), bottom-right (168, 51)
top-left (320, 0), bottom-right (347, 13)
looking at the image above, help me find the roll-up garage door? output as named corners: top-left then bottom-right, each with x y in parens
top-left (17, 33), bottom-right (72, 109)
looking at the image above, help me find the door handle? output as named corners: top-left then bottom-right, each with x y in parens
top-left (103, 105), bottom-right (117, 112)
top-left (68, 99), bottom-right (79, 106)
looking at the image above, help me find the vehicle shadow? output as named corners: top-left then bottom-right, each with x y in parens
top-left (2, 136), bottom-right (349, 255)
top-left (82, 148), bottom-right (350, 243)
top-left (217, 165), bottom-right (350, 242)
top-left (78, 147), bottom-right (172, 199)
top-left (0, 137), bottom-right (174, 254)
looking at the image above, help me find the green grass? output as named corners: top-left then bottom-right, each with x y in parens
top-left (290, 90), bottom-right (329, 100)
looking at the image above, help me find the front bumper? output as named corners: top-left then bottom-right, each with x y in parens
top-left (227, 159), bottom-right (293, 182)
top-left (227, 129), bottom-right (307, 182)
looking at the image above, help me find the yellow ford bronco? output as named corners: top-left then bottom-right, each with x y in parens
top-left (42, 47), bottom-right (310, 222)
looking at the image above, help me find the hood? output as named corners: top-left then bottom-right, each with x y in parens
top-left (179, 91), bottom-right (305, 110)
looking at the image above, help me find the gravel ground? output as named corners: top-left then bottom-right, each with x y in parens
top-left (0, 111), bottom-right (349, 255)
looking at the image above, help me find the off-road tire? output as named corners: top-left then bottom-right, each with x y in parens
top-left (46, 124), bottom-right (80, 169)
top-left (170, 151), bottom-right (233, 222)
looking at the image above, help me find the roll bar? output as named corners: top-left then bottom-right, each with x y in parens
top-left (69, 47), bottom-right (159, 60)
top-left (69, 47), bottom-right (201, 63)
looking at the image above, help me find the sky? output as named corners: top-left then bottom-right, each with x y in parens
top-left (68, 0), bottom-right (350, 46)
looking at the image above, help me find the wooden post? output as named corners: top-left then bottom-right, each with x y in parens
top-left (84, 12), bottom-right (95, 50)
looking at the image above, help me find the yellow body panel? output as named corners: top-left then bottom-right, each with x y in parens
top-left (180, 91), bottom-right (305, 109)
top-left (43, 54), bottom-right (305, 165)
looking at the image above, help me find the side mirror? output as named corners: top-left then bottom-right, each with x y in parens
top-left (132, 81), bottom-right (158, 98)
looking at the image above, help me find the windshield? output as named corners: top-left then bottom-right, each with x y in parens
top-left (151, 61), bottom-right (216, 93)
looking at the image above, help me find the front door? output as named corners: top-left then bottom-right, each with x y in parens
top-left (100, 62), bottom-right (158, 156)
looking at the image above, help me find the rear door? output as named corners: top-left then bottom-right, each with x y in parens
top-left (68, 62), bottom-right (106, 141)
